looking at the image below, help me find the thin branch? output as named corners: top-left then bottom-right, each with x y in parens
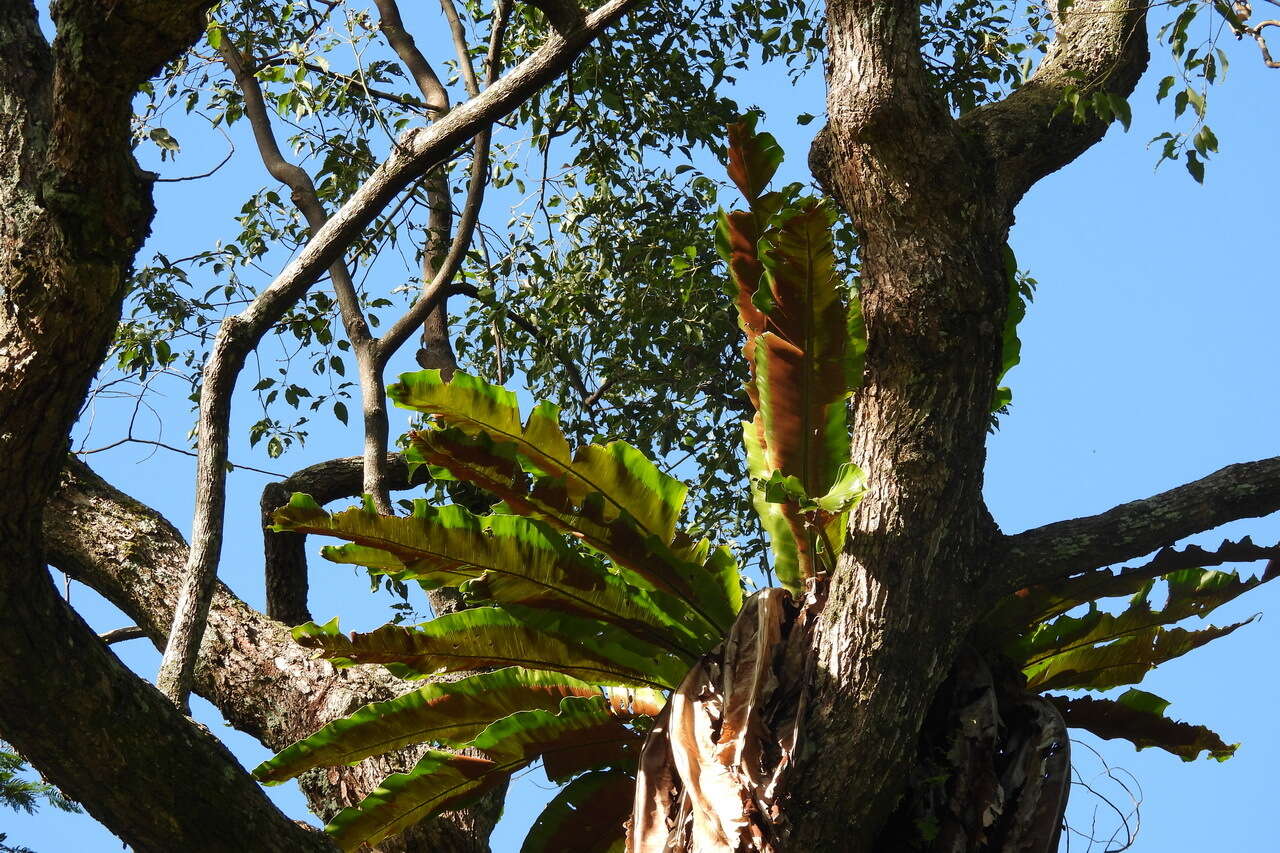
top-left (75, 436), bottom-right (285, 477)
top-left (100, 626), bottom-right (146, 645)
top-left (260, 58), bottom-right (434, 112)
top-left (372, 0), bottom-right (450, 112)
top-left (582, 375), bottom-right (617, 409)
top-left (158, 0), bottom-right (642, 710)
top-left (994, 455), bottom-right (1280, 597)
top-left (441, 0), bottom-right (482, 97)
top-left (153, 126), bottom-right (235, 182)
top-left (375, 136), bottom-right (490, 367)
top-left (362, 0), bottom-right (505, 510)
top-left (1243, 19), bottom-right (1280, 68)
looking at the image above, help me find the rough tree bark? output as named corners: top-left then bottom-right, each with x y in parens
top-left (0, 1), bottom-right (331, 849)
top-left (634, 1), bottom-right (1153, 850)
top-left (47, 455), bottom-right (500, 853)
top-left (6, 0), bottom-right (1276, 849)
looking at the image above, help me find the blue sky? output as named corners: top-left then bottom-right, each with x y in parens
top-left (6, 9), bottom-right (1278, 852)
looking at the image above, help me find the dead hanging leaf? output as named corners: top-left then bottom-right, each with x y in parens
top-left (627, 588), bottom-right (815, 852)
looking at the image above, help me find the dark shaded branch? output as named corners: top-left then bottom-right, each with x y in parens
top-left (48, 456), bottom-right (499, 853)
top-left (994, 456), bottom-right (1280, 597)
top-left (262, 454), bottom-right (429, 625)
top-left (959, 0), bottom-right (1150, 205)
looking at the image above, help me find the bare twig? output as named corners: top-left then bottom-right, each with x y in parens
top-left (154, 125), bottom-right (235, 183)
top-left (75, 436), bottom-right (285, 478)
top-left (1247, 20), bottom-right (1280, 67)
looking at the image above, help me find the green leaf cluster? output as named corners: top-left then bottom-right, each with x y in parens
top-left (986, 559), bottom-right (1279, 762)
top-left (260, 368), bottom-right (739, 850)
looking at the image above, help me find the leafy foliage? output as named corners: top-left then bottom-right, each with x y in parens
top-left (1049, 689), bottom-right (1237, 762)
top-left (261, 364), bottom-right (744, 849)
top-left (989, 560), bottom-right (1279, 761)
top-left (718, 118), bottom-right (866, 591)
top-left (259, 121), bottom-right (1278, 848)
top-left (0, 743), bottom-right (79, 853)
top-left (0, 744), bottom-right (79, 818)
top-left (519, 769), bottom-right (634, 853)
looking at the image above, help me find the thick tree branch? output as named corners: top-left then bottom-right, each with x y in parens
top-left (48, 456), bottom-right (499, 853)
top-left (0, 2), bottom-right (331, 849)
top-left (159, 0), bottom-right (640, 708)
top-left (995, 456), bottom-right (1280, 596)
top-left (959, 0), bottom-right (1150, 204)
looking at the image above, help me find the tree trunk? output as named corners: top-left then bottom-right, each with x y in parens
top-left (0, 2), bottom-right (331, 848)
top-left (631, 0), bottom-right (1150, 849)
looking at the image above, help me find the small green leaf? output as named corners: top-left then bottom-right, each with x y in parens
top-left (1186, 150), bottom-right (1205, 183)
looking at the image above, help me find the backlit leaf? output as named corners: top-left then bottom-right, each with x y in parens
top-left (253, 668), bottom-right (601, 784)
top-left (1049, 689), bottom-right (1237, 762)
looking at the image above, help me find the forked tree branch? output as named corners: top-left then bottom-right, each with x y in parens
top-left (959, 0), bottom-right (1150, 205)
top-left (994, 455), bottom-right (1280, 597)
top-left (159, 0), bottom-right (647, 709)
